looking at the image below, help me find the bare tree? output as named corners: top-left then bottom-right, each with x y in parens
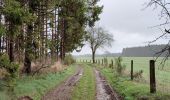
top-left (87, 27), bottom-right (114, 63)
top-left (146, 0), bottom-right (170, 28)
top-left (147, 0), bottom-right (170, 63)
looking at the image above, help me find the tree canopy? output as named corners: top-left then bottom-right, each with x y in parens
top-left (0, 0), bottom-right (103, 74)
top-left (87, 26), bottom-right (114, 63)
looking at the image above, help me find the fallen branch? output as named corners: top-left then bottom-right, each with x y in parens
top-left (32, 64), bottom-right (49, 77)
top-left (0, 82), bottom-right (11, 87)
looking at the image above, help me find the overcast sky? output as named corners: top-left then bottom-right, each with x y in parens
top-left (72, 0), bottom-right (168, 55)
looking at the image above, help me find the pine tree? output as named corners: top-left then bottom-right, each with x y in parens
top-left (0, 0), bottom-right (103, 74)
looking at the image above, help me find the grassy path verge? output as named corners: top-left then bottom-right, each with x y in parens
top-left (99, 67), bottom-right (170, 100)
top-left (71, 64), bottom-right (96, 100)
top-left (0, 64), bottom-right (77, 100)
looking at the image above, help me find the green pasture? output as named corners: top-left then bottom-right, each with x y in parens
top-left (75, 57), bottom-right (170, 93)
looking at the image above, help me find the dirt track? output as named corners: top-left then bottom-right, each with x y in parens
top-left (41, 65), bottom-right (123, 100)
top-left (95, 69), bottom-right (123, 100)
top-left (41, 67), bottom-right (83, 100)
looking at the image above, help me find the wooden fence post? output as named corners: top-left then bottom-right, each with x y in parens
top-left (150, 60), bottom-right (156, 93)
top-left (106, 58), bottom-right (108, 67)
top-left (131, 60), bottom-right (133, 80)
top-left (111, 59), bottom-right (114, 68)
top-left (102, 59), bottom-right (103, 65)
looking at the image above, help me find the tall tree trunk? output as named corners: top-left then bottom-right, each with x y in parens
top-left (24, 25), bottom-right (33, 74)
top-left (5, 18), bottom-right (9, 54)
top-left (60, 18), bottom-right (64, 61)
top-left (2, 36), bottom-right (4, 52)
top-left (63, 19), bottom-right (66, 59)
top-left (45, 2), bottom-right (48, 60)
top-left (92, 50), bottom-right (95, 63)
top-left (9, 22), bottom-right (14, 62)
top-left (0, 14), bottom-right (1, 53)
top-left (9, 36), bottom-right (14, 62)
top-left (54, 7), bottom-right (57, 61)
top-left (51, 11), bottom-right (55, 62)
top-left (0, 36), bottom-right (1, 53)
top-left (40, 3), bottom-right (45, 62)
top-left (56, 7), bottom-right (60, 61)
top-left (6, 36), bottom-right (8, 54)
top-left (24, 52), bottom-right (31, 74)
top-left (2, 36), bottom-right (5, 52)
top-left (60, 34), bottom-right (63, 60)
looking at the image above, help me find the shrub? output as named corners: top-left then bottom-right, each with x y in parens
top-left (0, 53), bottom-right (19, 92)
top-left (109, 59), bottom-right (114, 69)
top-left (114, 57), bottom-right (126, 75)
top-left (133, 70), bottom-right (143, 79)
top-left (64, 54), bottom-right (75, 65)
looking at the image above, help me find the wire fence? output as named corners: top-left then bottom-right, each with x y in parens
top-left (76, 57), bottom-right (170, 94)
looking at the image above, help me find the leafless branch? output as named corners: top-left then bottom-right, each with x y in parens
top-left (32, 64), bottom-right (49, 77)
top-left (148, 33), bottom-right (166, 44)
top-left (146, 0), bottom-right (170, 66)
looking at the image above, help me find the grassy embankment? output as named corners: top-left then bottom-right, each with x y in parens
top-left (99, 66), bottom-right (170, 100)
top-left (71, 64), bottom-right (96, 100)
top-left (0, 64), bottom-right (77, 100)
top-left (76, 57), bottom-right (170, 93)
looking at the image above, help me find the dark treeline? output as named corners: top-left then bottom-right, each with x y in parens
top-left (0, 0), bottom-right (103, 74)
top-left (75, 45), bottom-right (168, 57)
top-left (122, 45), bottom-right (167, 57)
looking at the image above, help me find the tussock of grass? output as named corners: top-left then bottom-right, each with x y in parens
top-left (0, 91), bottom-right (10, 100)
top-left (71, 64), bottom-right (96, 100)
top-left (0, 65), bottom-right (76, 100)
top-left (100, 68), bottom-right (170, 100)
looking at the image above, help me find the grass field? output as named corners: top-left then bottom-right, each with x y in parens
top-left (75, 57), bottom-right (170, 94)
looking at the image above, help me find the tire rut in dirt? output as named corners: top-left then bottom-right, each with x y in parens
top-left (95, 69), bottom-right (123, 100)
top-left (41, 67), bottom-right (83, 100)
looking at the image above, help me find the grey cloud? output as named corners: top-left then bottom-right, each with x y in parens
top-left (72, 0), bottom-right (168, 55)
top-left (99, 0), bottom-right (162, 35)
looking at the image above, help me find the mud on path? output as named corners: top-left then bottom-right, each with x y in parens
top-left (41, 66), bottom-right (83, 100)
top-left (95, 69), bottom-right (123, 100)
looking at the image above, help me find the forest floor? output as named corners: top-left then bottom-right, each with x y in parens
top-left (40, 64), bottom-right (121, 100)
